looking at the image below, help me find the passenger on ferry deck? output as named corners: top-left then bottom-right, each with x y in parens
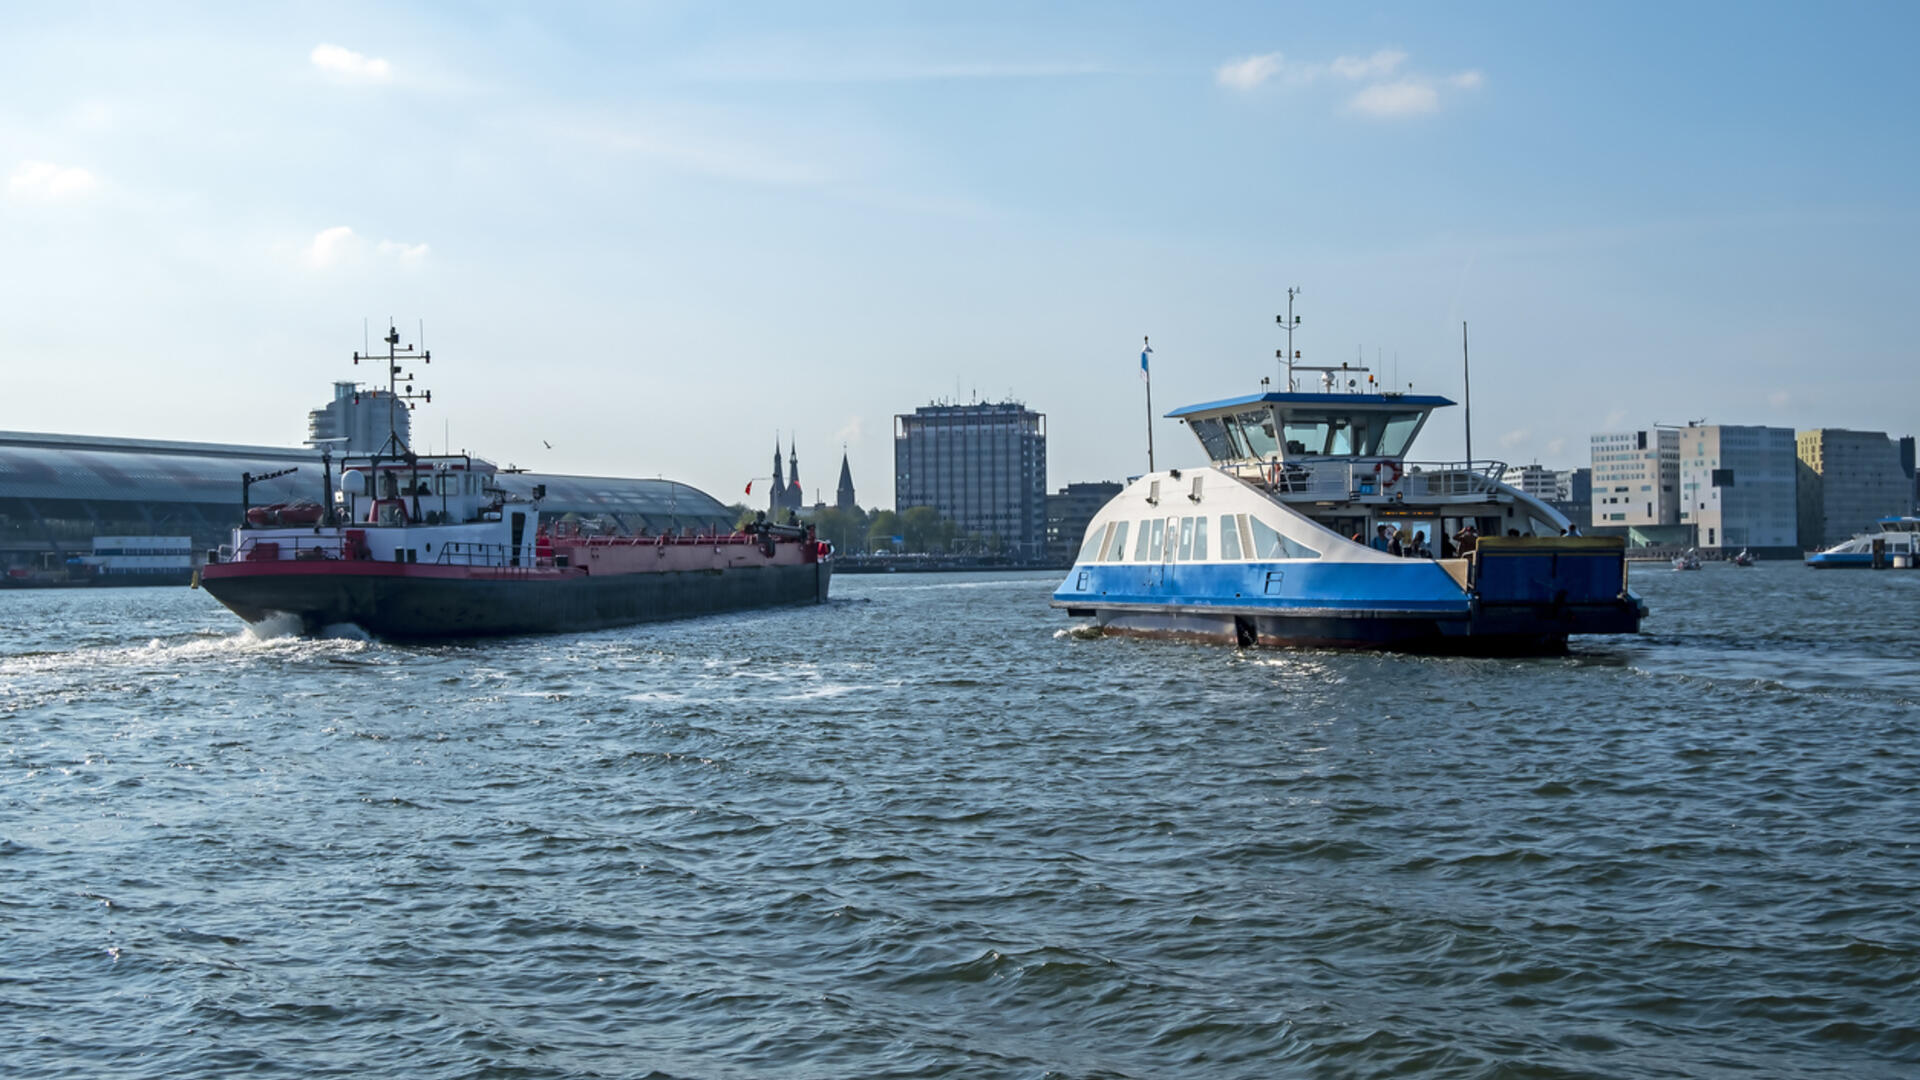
top-left (1455, 525), bottom-right (1478, 555)
top-left (1370, 525), bottom-right (1394, 553)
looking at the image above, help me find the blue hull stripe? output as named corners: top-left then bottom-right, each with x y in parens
top-left (1051, 560), bottom-right (1469, 614)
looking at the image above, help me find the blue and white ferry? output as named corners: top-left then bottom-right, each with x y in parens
top-left (1052, 349), bottom-right (1644, 653)
top-left (1805, 517), bottom-right (1920, 568)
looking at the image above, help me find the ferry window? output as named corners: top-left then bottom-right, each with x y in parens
top-left (1133, 520), bottom-right (1152, 561)
top-left (1246, 515), bottom-right (1321, 559)
top-left (1190, 418), bottom-right (1237, 461)
top-left (1147, 519), bottom-right (1165, 561)
top-left (1219, 414), bottom-right (1252, 458)
top-left (1236, 409), bottom-right (1280, 457)
top-left (1104, 520), bottom-right (1131, 562)
top-left (1375, 413), bottom-right (1422, 457)
top-left (1077, 523), bottom-right (1108, 563)
top-left (1282, 416), bottom-right (1330, 455)
top-left (1218, 515), bottom-right (1242, 559)
top-left (1193, 516), bottom-right (1208, 560)
top-left (1177, 517), bottom-right (1195, 560)
top-left (1238, 514), bottom-right (1256, 557)
top-left (1326, 420), bottom-right (1355, 456)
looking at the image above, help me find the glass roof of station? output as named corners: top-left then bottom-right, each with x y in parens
top-left (0, 431), bottom-right (734, 526)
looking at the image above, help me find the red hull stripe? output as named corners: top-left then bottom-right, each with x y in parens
top-left (200, 561), bottom-right (582, 583)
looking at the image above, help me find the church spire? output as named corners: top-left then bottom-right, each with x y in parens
top-left (771, 435), bottom-right (785, 513)
top-left (836, 449), bottom-right (856, 511)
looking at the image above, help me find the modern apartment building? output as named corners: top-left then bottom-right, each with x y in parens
top-left (1551, 467), bottom-right (1592, 527)
top-left (1796, 428), bottom-right (1909, 549)
top-left (1676, 424), bottom-right (1799, 554)
top-left (894, 401), bottom-right (1048, 561)
top-left (1590, 428), bottom-right (1680, 535)
top-left (1045, 481), bottom-right (1123, 566)
top-left (1501, 464), bottom-right (1558, 501)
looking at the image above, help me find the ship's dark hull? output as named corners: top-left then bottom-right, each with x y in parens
top-left (1071, 600), bottom-right (1641, 655)
top-left (200, 561), bottom-right (833, 639)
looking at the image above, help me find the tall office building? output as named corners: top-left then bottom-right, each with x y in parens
top-left (894, 401), bottom-right (1047, 560)
top-left (1676, 424), bottom-right (1798, 554)
top-left (1590, 428), bottom-right (1680, 532)
top-left (1795, 428), bottom-right (1909, 548)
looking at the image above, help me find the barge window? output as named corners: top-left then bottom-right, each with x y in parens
top-left (1247, 515), bottom-right (1321, 560)
top-left (1236, 409), bottom-right (1280, 458)
top-left (1177, 517), bottom-right (1195, 560)
top-left (1190, 418), bottom-right (1237, 461)
top-left (1103, 520), bottom-right (1130, 562)
top-left (1147, 519), bottom-right (1165, 561)
top-left (1192, 516), bottom-right (1208, 560)
top-left (1218, 514), bottom-right (1242, 559)
top-left (1077, 523), bottom-right (1108, 563)
top-left (1133, 520), bottom-right (1152, 561)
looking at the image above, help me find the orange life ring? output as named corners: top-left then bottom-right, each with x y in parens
top-left (1373, 461), bottom-right (1402, 489)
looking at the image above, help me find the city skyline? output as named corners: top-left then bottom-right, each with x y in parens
top-left (4, 3), bottom-right (1917, 508)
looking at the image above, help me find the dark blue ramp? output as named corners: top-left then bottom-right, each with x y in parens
top-left (1473, 537), bottom-right (1628, 605)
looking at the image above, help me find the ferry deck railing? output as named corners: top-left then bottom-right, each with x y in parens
top-left (1225, 459), bottom-right (1511, 500)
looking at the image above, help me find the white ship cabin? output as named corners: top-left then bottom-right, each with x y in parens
top-left (223, 453), bottom-right (540, 568)
top-left (1166, 389), bottom-right (1570, 544)
top-left (336, 455), bottom-right (502, 528)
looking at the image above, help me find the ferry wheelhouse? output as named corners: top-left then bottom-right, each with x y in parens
top-left (1052, 347), bottom-right (1643, 653)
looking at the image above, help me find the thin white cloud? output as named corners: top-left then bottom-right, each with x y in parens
top-left (1604, 409), bottom-right (1629, 428)
top-left (1216, 52), bottom-right (1283, 91)
top-left (377, 240), bottom-right (430, 265)
top-left (1547, 438), bottom-right (1566, 456)
top-left (8, 160), bottom-right (102, 201)
top-left (1218, 47), bottom-right (1481, 118)
top-left (833, 416), bottom-right (863, 446)
top-left (310, 43), bottom-right (392, 84)
top-left (303, 227), bottom-right (430, 269)
top-left (1768, 390), bottom-right (1791, 409)
top-left (1331, 49), bottom-right (1407, 81)
top-left (1349, 80), bottom-right (1440, 118)
top-left (306, 225), bottom-right (360, 268)
top-left (560, 116), bottom-right (831, 187)
top-left (1499, 427), bottom-right (1532, 449)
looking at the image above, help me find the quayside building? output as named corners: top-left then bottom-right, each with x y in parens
top-left (0, 428), bottom-right (733, 578)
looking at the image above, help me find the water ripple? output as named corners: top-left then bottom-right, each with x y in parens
top-left (1, 566), bottom-right (1916, 1078)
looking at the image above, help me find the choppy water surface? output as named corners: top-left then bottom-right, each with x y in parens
top-left (2, 564), bottom-right (1916, 1079)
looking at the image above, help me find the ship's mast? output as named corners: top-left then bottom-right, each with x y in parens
top-left (354, 323), bottom-right (432, 460)
top-left (1277, 286), bottom-right (1302, 391)
top-left (1280, 292), bottom-right (1373, 395)
top-left (353, 322), bottom-right (434, 521)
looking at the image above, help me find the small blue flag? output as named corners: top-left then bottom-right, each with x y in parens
top-left (1140, 341), bottom-right (1152, 382)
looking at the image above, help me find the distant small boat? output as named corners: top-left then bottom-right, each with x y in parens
top-left (1672, 549), bottom-right (1702, 571)
top-left (1730, 549), bottom-right (1755, 567)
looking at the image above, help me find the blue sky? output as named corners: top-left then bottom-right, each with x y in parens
top-left (4, 2), bottom-right (1916, 506)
